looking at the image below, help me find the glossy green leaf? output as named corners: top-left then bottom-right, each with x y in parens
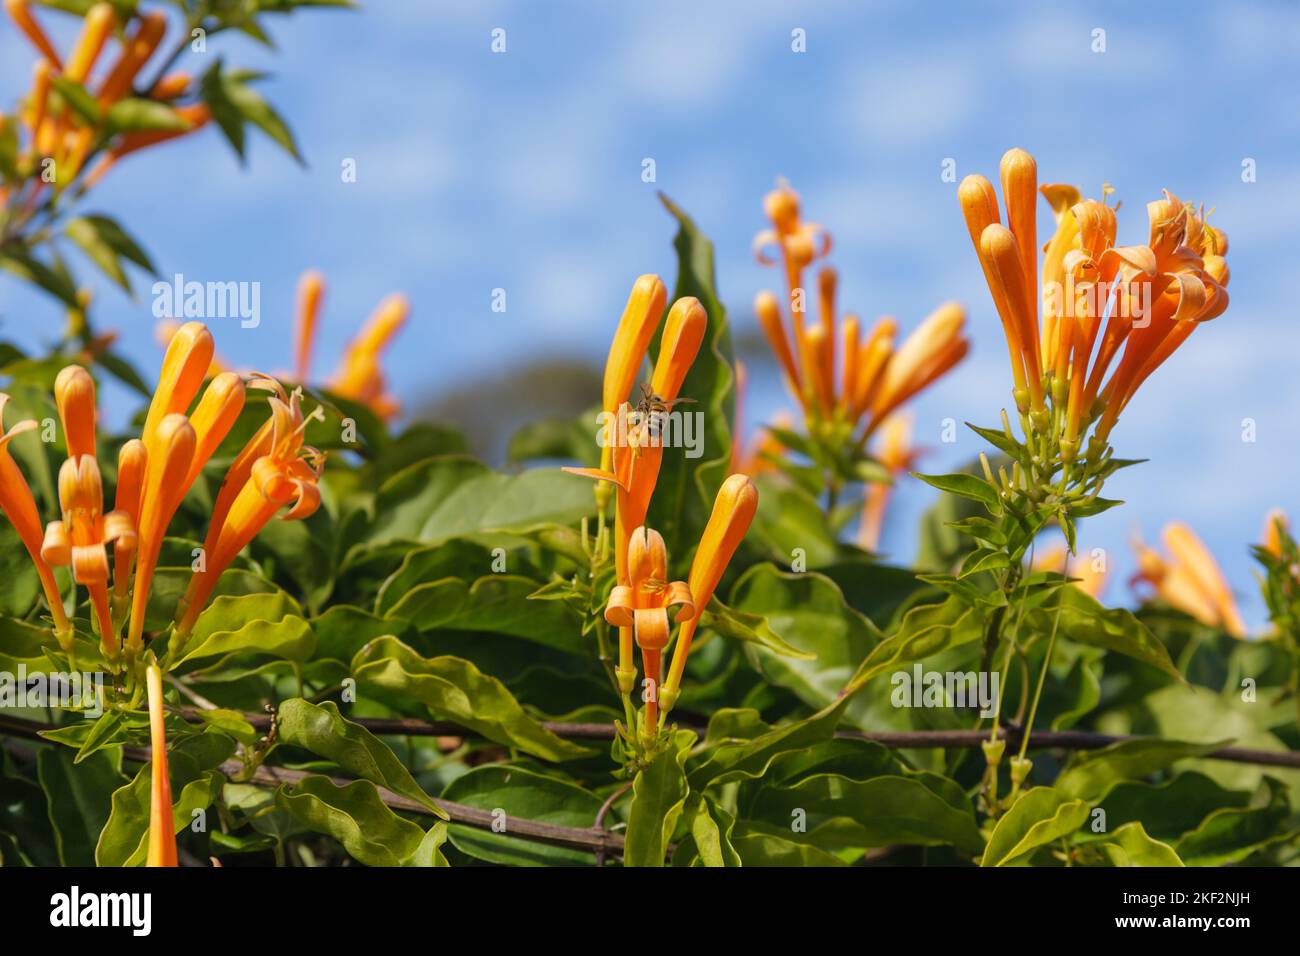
top-left (624, 729), bottom-right (695, 867)
top-left (981, 787), bottom-right (1090, 867)
top-left (351, 636), bottom-right (591, 761)
top-left (276, 699), bottom-right (446, 817)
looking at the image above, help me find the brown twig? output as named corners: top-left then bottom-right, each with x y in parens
top-left (173, 707), bottom-right (1300, 769)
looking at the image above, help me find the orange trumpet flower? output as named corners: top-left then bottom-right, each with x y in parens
top-left (661, 474), bottom-right (759, 716)
top-left (145, 663), bottom-right (178, 867)
top-left (857, 415), bottom-right (919, 552)
top-left (175, 389), bottom-right (324, 639)
top-left (5, 0), bottom-right (63, 69)
top-left (0, 394), bottom-right (72, 644)
top-left (41, 456), bottom-right (135, 659)
top-left (603, 527), bottom-right (694, 732)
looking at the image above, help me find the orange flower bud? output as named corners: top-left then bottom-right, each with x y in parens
top-left (754, 290), bottom-right (801, 394)
top-left (64, 3), bottom-right (117, 84)
top-left (97, 11), bottom-right (167, 105)
top-left (112, 438), bottom-right (146, 600)
top-left (602, 275), bottom-right (667, 416)
top-left (0, 395), bottom-right (71, 639)
top-left (294, 270), bottom-right (325, 383)
top-left (5, 0), bottom-right (63, 69)
top-left (128, 414), bottom-right (195, 650)
top-left (650, 296), bottom-right (706, 403)
top-left (149, 71), bottom-right (191, 101)
top-left (981, 223), bottom-right (1043, 407)
top-left (871, 302), bottom-right (968, 422)
top-left (141, 321), bottom-right (213, 453)
top-left (54, 364), bottom-right (96, 460)
top-left (1262, 509), bottom-right (1289, 560)
top-left (183, 372), bottom-right (246, 492)
top-left (663, 475), bottom-right (758, 710)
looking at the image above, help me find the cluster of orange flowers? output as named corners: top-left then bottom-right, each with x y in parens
top-left (157, 272), bottom-right (410, 421)
top-left (1131, 522), bottom-right (1245, 638)
top-left (753, 181), bottom-right (969, 443)
top-left (2, 1), bottom-right (208, 198)
top-left (565, 276), bottom-right (758, 731)
top-left (959, 148), bottom-right (1230, 457)
top-left (0, 323), bottom-right (325, 667)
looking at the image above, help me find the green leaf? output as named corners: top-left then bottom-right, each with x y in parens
top-left (176, 591), bottom-right (314, 664)
top-left (981, 787), bottom-right (1090, 867)
top-left (1174, 778), bottom-right (1292, 866)
top-left (1056, 737), bottom-right (1230, 801)
top-left (1026, 587), bottom-right (1180, 681)
top-left (275, 776), bottom-right (427, 866)
top-left (1098, 772), bottom-right (1251, 841)
top-left (362, 456), bottom-right (593, 551)
top-left (1094, 822), bottom-right (1184, 867)
top-left (276, 699), bottom-right (446, 817)
top-left (646, 194), bottom-right (735, 552)
top-left (675, 792), bottom-right (741, 867)
top-left (702, 596), bottom-right (816, 661)
top-left (351, 636), bottom-right (591, 762)
top-left (624, 729), bottom-right (695, 867)
top-left (96, 735), bottom-right (230, 867)
top-left (729, 826), bottom-right (846, 866)
top-left (384, 574), bottom-right (586, 656)
top-left (49, 75), bottom-right (101, 125)
top-left (105, 98), bottom-right (193, 134)
top-left (752, 773), bottom-right (983, 854)
top-left (688, 700), bottom-right (846, 790)
top-left (36, 747), bottom-right (125, 867)
top-left (844, 595), bottom-right (983, 695)
top-left (200, 60), bottom-right (302, 163)
top-left (913, 471), bottom-right (999, 511)
top-left (727, 564), bottom-right (878, 716)
top-left (441, 764), bottom-right (605, 866)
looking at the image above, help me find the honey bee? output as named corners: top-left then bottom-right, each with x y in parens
top-left (634, 382), bottom-right (695, 435)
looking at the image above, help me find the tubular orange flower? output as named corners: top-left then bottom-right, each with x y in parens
top-left (1131, 523), bottom-right (1245, 638)
top-left (41, 456), bottom-right (135, 658)
top-left (184, 372), bottom-right (246, 491)
top-left (1262, 509), bottom-right (1289, 560)
top-left (649, 296), bottom-right (706, 402)
top-left (127, 414), bottom-right (195, 651)
top-left (753, 179), bottom-right (831, 349)
top-left (63, 3), bottom-right (116, 84)
top-left (142, 321), bottom-right (213, 452)
top-left (962, 150), bottom-right (1228, 452)
top-left (145, 663), bottom-right (178, 867)
top-left (5, 0), bottom-right (62, 69)
top-left (294, 270), bottom-right (326, 383)
top-left (0, 394), bottom-right (72, 642)
top-left (176, 390), bottom-right (324, 638)
top-left (54, 364), bottom-right (97, 460)
top-left (869, 302), bottom-right (969, 427)
top-left (112, 439), bottom-right (146, 605)
top-left (661, 474), bottom-right (759, 715)
top-left (330, 293), bottom-right (409, 419)
top-left (97, 11), bottom-right (167, 106)
top-left (604, 527), bottom-right (693, 732)
top-left (149, 71), bottom-right (191, 101)
top-left (27, 59), bottom-right (52, 134)
top-left (754, 290), bottom-right (800, 395)
top-left (599, 275), bottom-right (667, 478)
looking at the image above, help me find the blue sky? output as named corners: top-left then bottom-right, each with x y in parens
top-left (3, 1), bottom-right (1299, 628)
